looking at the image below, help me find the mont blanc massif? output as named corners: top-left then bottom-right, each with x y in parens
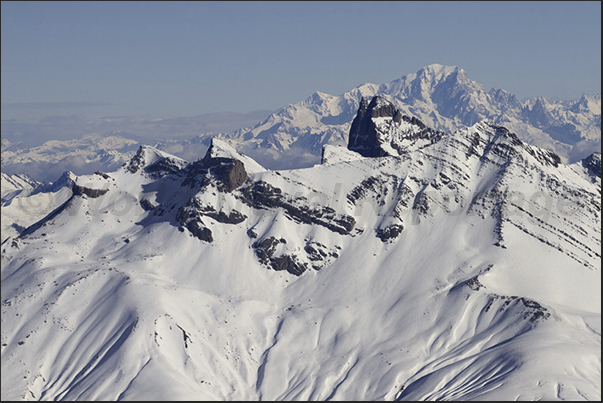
top-left (1, 65), bottom-right (601, 400)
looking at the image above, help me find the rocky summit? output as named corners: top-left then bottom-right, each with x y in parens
top-left (348, 95), bottom-right (444, 157)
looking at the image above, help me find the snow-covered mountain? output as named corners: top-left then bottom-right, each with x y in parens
top-left (1, 98), bottom-right (600, 400)
top-left (1, 171), bottom-right (75, 242)
top-left (1, 135), bottom-right (141, 183)
top-left (227, 64), bottom-right (600, 165)
top-left (1, 172), bottom-right (41, 198)
top-left (3, 64), bottom-right (599, 182)
top-left (0, 135), bottom-right (215, 183)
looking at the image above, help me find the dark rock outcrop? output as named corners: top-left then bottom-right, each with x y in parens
top-left (144, 158), bottom-right (187, 179)
top-left (94, 171), bottom-right (110, 179)
top-left (348, 96), bottom-right (395, 157)
top-left (210, 158), bottom-right (247, 192)
top-left (175, 197), bottom-right (246, 242)
top-left (182, 157), bottom-right (247, 193)
top-left (253, 236), bottom-right (283, 262)
top-left (237, 180), bottom-right (356, 235)
top-left (197, 205), bottom-right (247, 224)
top-left (140, 198), bottom-right (157, 211)
top-left (126, 146), bottom-right (149, 174)
top-left (252, 236), bottom-right (307, 276)
top-left (582, 152), bottom-right (601, 178)
top-left (176, 202), bottom-right (214, 243)
top-left (270, 255), bottom-right (307, 276)
top-left (72, 184), bottom-right (109, 198)
top-left (348, 96), bottom-right (443, 157)
top-left (184, 219), bottom-right (213, 243)
top-left (304, 241), bottom-right (339, 271)
top-left (376, 224), bottom-right (404, 242)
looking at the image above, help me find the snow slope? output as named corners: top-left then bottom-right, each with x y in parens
top-left (1, 172), bottom-right (75, 242)
top-left (1, 105), bottom-right (600, 400)
top-left (1, 173), bottom-right (40, 197)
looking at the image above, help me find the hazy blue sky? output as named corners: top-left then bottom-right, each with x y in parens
top-left (1, 1), bottom-right (601, 118)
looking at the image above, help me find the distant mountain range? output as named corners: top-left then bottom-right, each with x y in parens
top-left (2, 64), bottom-right (600, 183)
top-left (1, 96), bottom-right (600, 400)
top-left (225, 64), bottom-right (600, 167)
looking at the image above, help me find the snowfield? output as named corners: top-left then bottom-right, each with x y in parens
top-left (1, 113), bottom-right (600, 400)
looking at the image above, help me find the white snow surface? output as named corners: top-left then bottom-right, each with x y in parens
top-left (1, 122), bottom-right (600, 401)
top-left (1, 172), bottom-right (75, 242)
top-left (320, 144), bottom-right (364, 165)
top-left (1, 173), bottom-right (41, 198)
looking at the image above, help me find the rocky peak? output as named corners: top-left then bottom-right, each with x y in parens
top-left (348, 96), bottom-right (402, 157)
top-left (204, 137), bottom-right (266, 174)
top-left (348, 96), bottom-right (440, 157)
top-left (125, 145), bottom-right (188, 178)
top-left (49, 170), bottom-right (76, 191)
top-left (183, 141), bottom-right (248, 193)
top-left (127, 145), bottom-right (168, 173)
top-left (581, 151), bottom-right (601, 178)
top-left (570, 94), bottom-right (601, 114)
top-left (203, 138), bottom-right (238, 160)
top-left (488, 88), bottom-right (522, 109)
top-left (526, 97), bottom-right (553, 128)
top-left (367, 95), bottom-right (403, 121)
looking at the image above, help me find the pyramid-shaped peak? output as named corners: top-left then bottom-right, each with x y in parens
top-left (203, 137), bottom-right (266, 174)
top-left (53, 170), bottom-right (76, 186)
top-left (204, 137), bottom-right (241, 160)
top-left (415, 64), bottom-right (480, 90)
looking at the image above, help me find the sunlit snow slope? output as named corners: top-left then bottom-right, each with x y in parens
top-left (1, 103), bottom-right (600, 400)
top-left (1, 172), bottom-right (75, 243)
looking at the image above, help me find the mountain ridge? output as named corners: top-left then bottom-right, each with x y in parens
top-left (227, 64), bottom-right (600, 166)
top-left (1, 99), bottom-right (600, 400)
top-left (2, 64), bottom-right (599, 182)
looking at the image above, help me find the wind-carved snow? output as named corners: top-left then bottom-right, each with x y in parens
top-left (1, 108), bottom-right (600, 400)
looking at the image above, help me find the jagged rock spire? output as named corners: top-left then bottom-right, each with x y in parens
top-left (348, 96), bottom-right (435, 158)
top-left (348, 96), bottom-right (403, 157)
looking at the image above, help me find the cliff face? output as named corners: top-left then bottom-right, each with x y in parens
top-left (348, 96), bottom-right (443, 157)
top-left (348, 96), bottom-right (402, 157)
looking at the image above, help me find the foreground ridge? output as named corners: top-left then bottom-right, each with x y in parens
top-left (1, 103), bottom-right (600, 400)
